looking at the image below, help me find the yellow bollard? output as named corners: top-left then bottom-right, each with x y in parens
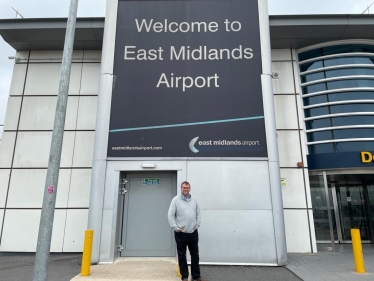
top-left (81, 230), bottom-right (94, 276)
top-left (351, 228), bottom-right (365, 273)
top-left (177, 263), bottom-right (181, 277)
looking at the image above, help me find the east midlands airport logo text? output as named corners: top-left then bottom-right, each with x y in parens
top-left (189, 136), bottom-right (261, 153)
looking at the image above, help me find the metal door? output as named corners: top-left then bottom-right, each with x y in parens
top-left (121, 172), bottom-right (176, 256)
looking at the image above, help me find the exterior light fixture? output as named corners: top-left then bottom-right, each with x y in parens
top-left (8, 56), bottom-right (20, 62)
top-left (142, 163), bottom-right (156, 168)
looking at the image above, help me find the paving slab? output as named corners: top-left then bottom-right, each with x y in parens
top-left (71, 257), bottom-right (301, 281)
top-left (71, 258), bottom-right (180, 281)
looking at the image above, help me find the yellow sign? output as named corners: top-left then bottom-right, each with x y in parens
top-left (361, 151), bottom-right (374, 163)
top-left (281, 178), bottom-right (287, 189)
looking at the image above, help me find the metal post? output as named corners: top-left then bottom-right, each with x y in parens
top-left (81, 230), bottom-right (94, 276)
top-left (322, 171), bottom-right (336, 252)
top-left (87, 0), bottom-right (118, 263)
top-left (258, 0), bottom-right (287, 265)
top-left (351, 228), bottom-right (365, 273)
top-left (32, 0), bottom-right (79, 280)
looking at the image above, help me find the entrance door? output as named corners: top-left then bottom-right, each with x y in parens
top-left (310, 173), bottom-right (374, 243)
top-left (121, 172), bottom-right (176, 256)
top-left (334, 175), bottom-right (374, 241)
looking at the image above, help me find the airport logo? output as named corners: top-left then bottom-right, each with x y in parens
top-left (189, 136), bottom-right (200, 153)
top-left (189, 136), bottom-right (261, 153)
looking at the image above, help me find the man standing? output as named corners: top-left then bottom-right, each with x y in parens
top-left (168, 181), bottom-right (204, 281)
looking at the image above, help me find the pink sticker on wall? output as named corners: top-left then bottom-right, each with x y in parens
top-left (48, 186), bottom-right (54, 194)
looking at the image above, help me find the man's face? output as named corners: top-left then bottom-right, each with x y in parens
top-left (181, 183), bottom-right (191, 196)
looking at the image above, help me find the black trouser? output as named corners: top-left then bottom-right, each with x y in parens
top-left (175, 230), bottom-right (200, 280)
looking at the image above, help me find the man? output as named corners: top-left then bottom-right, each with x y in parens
top-left (168, 181), bottom-right (204, 281)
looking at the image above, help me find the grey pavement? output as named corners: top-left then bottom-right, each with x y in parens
top-left (0, 253), bottom-right (81, 281)
top-left (287, 244), bottom-right (374, 281)
top-left (71, 257), bottom-right (300, 281)
top-left (1, 245), bottom-right (374, 281)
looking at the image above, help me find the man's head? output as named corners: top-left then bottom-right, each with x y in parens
top-left (180, 181), bottom-right (191, 197)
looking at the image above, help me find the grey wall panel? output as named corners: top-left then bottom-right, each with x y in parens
top-left (198, 209), bottom-right (277, 264)
top-left (186, 161), bottom-right (272, 210)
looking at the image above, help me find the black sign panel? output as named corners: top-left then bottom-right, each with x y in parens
top-left (108, 0), bottom-right (267, 157)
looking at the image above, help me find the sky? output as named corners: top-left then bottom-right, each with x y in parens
top-left (0, 0), bottom-right (373, 139)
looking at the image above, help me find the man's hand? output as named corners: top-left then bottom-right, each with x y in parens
top-left (176, 228), bottom-right (184, 232)
top-left (194, 226), bottom-right (199, 230)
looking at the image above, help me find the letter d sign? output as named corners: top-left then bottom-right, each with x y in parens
top-left (361, 151), bottom-right (373, 163)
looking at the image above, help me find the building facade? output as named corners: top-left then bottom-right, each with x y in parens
top-left (0, 4), bottom-right (373, 265)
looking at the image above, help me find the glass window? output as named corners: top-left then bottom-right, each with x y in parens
top-left (327, 79), bottom-right (374, 90)
top-left (304, 106), bottom-right (329, 118)
top-left (301, 72), bottom-right (325, 83)
top-left (307, 131), bottom-right (333, 142)
top-left (298, 49), bottom-right (323, 62)
top-left (335, 141), bottom-right (374, 152)
top-left (328, 91), bottom-right (374, 102)
top-left (324, 57), bottom-right (374, 67)
top-left (306, 118), bottom-right (331, 130)
top-left (303, 94), bottom-right (328, 106)
top-left (299, 45), bottom-right (374, 62)
top-left (302, 83), bottom-right (327, 94)
top-left (333, 128), bottom-right (374, 139)
top-left (326, 68), bottom-right (374, 78)
top-left (309, 143), bottom-right (334, 154)
top-left (300, 61), bottom-right (323, 73)
top-left (322, 45), bottom-right (374, 56)
top-left (330, 103), bottom-right (374, 114)
top-left (332, 115), bottom-right (374, 126)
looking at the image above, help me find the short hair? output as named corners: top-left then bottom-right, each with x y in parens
top-left (181, 181), bottom-right (190, 187)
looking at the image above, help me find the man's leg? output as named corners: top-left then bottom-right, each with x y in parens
top-left (188, 230), bottom-right (200, 280)
top-left (175, 232), bottom-right (189, 280)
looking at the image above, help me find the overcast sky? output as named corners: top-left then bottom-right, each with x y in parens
top-left (0, 0), bottom-right (373, 139)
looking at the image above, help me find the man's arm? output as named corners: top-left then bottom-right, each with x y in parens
top-left (167, 198), bottom-right (180, 231)
top-left (195, 200), bottom-right (201, 229)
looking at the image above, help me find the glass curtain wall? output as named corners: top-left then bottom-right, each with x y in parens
top-left (298, 44), bottom-right (374, 155)
top-left (310, 173), bottom-right (374, 242)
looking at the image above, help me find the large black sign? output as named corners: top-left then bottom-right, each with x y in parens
top-left (108, 0), bottom-right (267, 157)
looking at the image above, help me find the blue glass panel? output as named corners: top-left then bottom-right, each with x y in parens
top-left (298, 49), bottom-right (323, 62)
top-left (300, 61), bottom-right (323, 73)
top-left (304, 106), bottom-right (329, 118)
top-left (306, 118), bottom-right (331, 130)
top-left (326, 68), bottom-right (374, 78)
top-left (322, 45), bottom-right (374, 56)
top-left (303, 95), bottom-right (328, 106)
top-left (333, 129), bottom-right (374, 139)
top-left (335, 141), bottom-right (374, 152)
top-left (330, 103), bottom-right (374, 114)
top-left (307, 131), bottom-right (333, 142)
top-left (328, 91), bottom-right (374, 102)
top-left (309, 143), bottom-right (334, 154)
top-left (324, 57), bottom-right (374, 67)
top-left (303, 83), bottom-right (327, 94)
top-left (327, 79), bottom-right (374, 90)
top-left (332, 116), bottom-right (374, 126)
top-left (299, 45), bottom-right (374, 63)
top-left (301, 72), bottom-right (325, 83)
